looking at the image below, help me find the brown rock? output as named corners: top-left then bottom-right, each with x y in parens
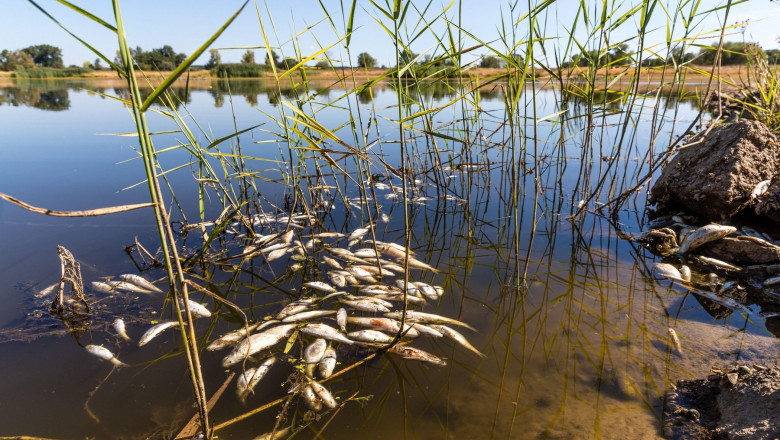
top-left (698, 236), bottom-right (780, 265)
top-left (650, 120), bottom-right (780, 220)
top-left (754, 175), bottom-right (780, 222)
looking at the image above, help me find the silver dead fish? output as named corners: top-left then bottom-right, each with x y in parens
top-left (138, 321), bottom-right (179, 347)
top-left (222, 324), bottom-right (297, 367)
top-left (302, 281), bottom-right (337, 293)
top-left (282, 310), bottom-right (336, 323)
top-left (653, 263), bottom-right (685, 282)
top-left (318, 346), bottom-right (337, 379)
top-left (677, 224), bottom-right (736, 255)
top-left (181, 299), bottom-right (212, 318)
top-left (336, 308), bottom-right (347, 332)
top-left (207, 322), bottom-right (264, 351)
top-left (386, 344), bottom-right (446, 366)
top-left (85, 344), bottom-right (127, 367)
top-left (107, 280), bottom-right (155, 294)
top-left (118, 274), bottom-right (164, 293)
top-left (113, 318), bottom-right (131, 341)
top-left (347, 329), bottom-right (395, 343)
top-left (300, 323), bottom-right (353, 345)
top-left (384, 311), bottom-right (476, 331)
top-left (309, 380), bottom-right (337, 409)
top-left (236, 356), bottom-right (277, 402)
top-left (429, 324), bottom-right (486, 358)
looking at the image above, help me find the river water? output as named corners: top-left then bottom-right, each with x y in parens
top-left (0, 78), bottom-right (777, 439)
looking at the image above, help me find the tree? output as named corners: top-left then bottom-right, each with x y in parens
top-left (0, 49), bottom-right (35, 71)
top-left (93, 57), bottom-right (103, 70)
top-left (314, 60), bottom-right (330, 69)
top-left (132, 45), bottom-right (186, 70)
top-left (241, 50), bottom-right (255, 64)
top-left (22, 44), bottom-right (64, 68)
top-left (697, 41), bottom-right (763, 65)
top-left (357, 52), bottom-right (377, 68)
top-left (280, 58), bottom-right (298, 70)
top-left (205, 49), bottom-right (221, 69)
top-left (480, 55), bottom-right (502, 68)
top-left (265, 50), bottom-right (280, 67)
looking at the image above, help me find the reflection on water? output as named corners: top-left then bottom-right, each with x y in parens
top-left (0, 78), bottom-right (776, 440)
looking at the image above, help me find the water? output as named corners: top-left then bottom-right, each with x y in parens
top-left (0, 78), bottom-right (777, 439)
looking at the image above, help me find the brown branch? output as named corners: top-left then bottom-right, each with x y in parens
top-left (0, 191), bottom-right (156, 217)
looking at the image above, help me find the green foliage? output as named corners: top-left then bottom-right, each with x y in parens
top-left (765, 49), bottom-right (780, 64)
top-left (205, 49), bottom-right (221, 69)
top-left (265, 50), bottom-right (279, 66)
top-left (480, 55), bottom-right (502, 68)
top-left (213, 63), bottom-right (270, 78)
top-left (0, 49), bottom-right (35, 71)
top-left (11, 67), bottom-right (94, 78)
top-left (565, 44), bottom-right (633, 68)
top-left (22, 44), bottom-right (64, 68)
top-left (357, 52), bottom-right (377, 68)
top-left (280, 58), bottom-right (298, 70)
top-left (241, 50), bottom-right (255, 64)
top-left (697, 41), bottom-right (764, 65)
top-left (314, 60), bottom-right (330, 69)
top-left (131, 45), bottom-right (186, 70)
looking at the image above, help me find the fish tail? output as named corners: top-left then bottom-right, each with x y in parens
top-left (110, 358), bottom-right (128, 367)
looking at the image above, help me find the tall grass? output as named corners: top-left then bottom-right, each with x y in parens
top-left (19, 0), bottom-right (780, 437)
top-left (12, 66), bottom-right (94, 78)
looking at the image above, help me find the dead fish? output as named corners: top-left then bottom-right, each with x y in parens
top-left (253, 426), bottom-right (292, 440)
top-left (318, 346), bottom-right (337, 379)
top-left (329, 272), bottom-right (346, 288)
top-left (303, 281), bottom-right (337, 293)
top-left (275, 299), bottom-right (315, 319)
top-left (353, 248), bottom-right (381, 259)
top-left (337, 308), bottom-right (347, 332)
top-left (181, 299), bottom-right (212, 318)
top-left (763, 275), bottom-right (780, 287)
top-left (374, 293), bottom-right (427, 306)
top-left (668, 328), bottom-right (683, 355)
top-left (85, 344), bottom-right (127, 367)
top-left (301, 385), bottom-right (322, 411)
top-left (411, 323), bottom-right (444, 338)
top-left (118, 274), bottom-right (164, 293)
top-left (314, 232), bottom-right (344, 239)
top-left (91, 281), bottom-right (116, 294)
top-left (280, 230), bottom-right (296, 244)
top-left (323, 256), bottom-right (343, 270)
top-left (304, 338), bottom-right (328, 364)
top-left (35, 283), bottom-right (58, 298)
top-left (404, 257), bottom-right (439, 273)
top-left (236, 356), bottom-right (277, 402)
top-left (342, 294), bottom-right (393, 308)
top-left (346, 317), bottom-right (420, 338)
top-left (347, 227), bottom-right (370, 243)
top-left (394, 280), bottom-right (420, 295)
top-left (679, 265), bottom-right (692, 283)
top-left (429, 324), bottom-right (485, 358)
top-left (113, 318), bottom-right (131, 341)
top-left (751, 179), bottom-right (771, 199)
top-left (107, 280), bottom-right (155, 294)
top-left (413, 282), bottom-right (440, 300)
top-left (206, 322), bottom-right (264, 351)
top-left (329, 248), bottom-right (354, 259)
top-left (373, 242), bottom-right (413, 259)
top-left (652, 263), bottom-right (685, 282)
top-left (347, 329), bottom-right (395, 343)
top-left (266, 247), bottom-right (292, 262)
top-left (300, 323), bottom-right (353, 345)
top-left (309, 380), bottom-right (337, 409)
top-left (677, 224), bottom-right (737, 255)
top-left (697, 256), bottom-right (741, 271)
top-left (346, 267), bottom-right (379, 283)
top-left (282, 310), bottom-right (336, 323)
top-left (138, 321), bottom-right (179, 347)
top-left (386, 344), bottom-right (446, 367)
top-left (342, 299), bottom-right (391, 313)
top-left (384, 311), bottom-right (476, 331)
top-left (223, 324), bottom-right (297, 367)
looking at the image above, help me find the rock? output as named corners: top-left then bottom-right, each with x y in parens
top-left (650, 120), bottom-right (780, 221)
top-left (664, 367), bottom-right (780, 440)
top-left (698, 236), bottom-right (780, 265)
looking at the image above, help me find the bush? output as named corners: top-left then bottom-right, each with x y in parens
top-left (212, 63), bottom-right (271, 78)
top-left (11, 67), bottom-right (94, 78)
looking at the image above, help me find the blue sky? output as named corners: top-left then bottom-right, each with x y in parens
top-left (1, 0), bottom-right (779, 68)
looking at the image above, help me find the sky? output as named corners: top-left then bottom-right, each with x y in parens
top-left (1, 0), bottom-right (779, 68)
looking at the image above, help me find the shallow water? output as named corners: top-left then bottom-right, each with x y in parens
top-left (0, 78), bottom-right (777, 439)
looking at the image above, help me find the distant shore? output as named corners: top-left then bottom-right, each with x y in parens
top-left (0, 64), bottom-right (753, 92)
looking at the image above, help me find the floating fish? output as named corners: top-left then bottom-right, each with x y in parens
top-left (353, 248), bottom-right (381, 259)
top-left (384, 311), bottom-right (476, 331)
top-left (113, 318), bottom-right (131, 341)
top-left (429, 324), bottom-right (485, 358)
top-left (309, 380), bottom-right (337, 409)
top-left (329, 272), bottom-right (346, 288)
top-left (118, 274), bottom-right (164, 293)
top-left (35, 283), bottom-right (58, 298)
top-left (411, 323), bottom-right (444, 338)
top-left (751, 179), bottom-right (771, 199)
top-left (253, 426), bottom-right (292, 440)
top-left (413, 282), bottom-right (440, 300)
top-left (303, 338), bottom-right (328, 364)
top-left (337, 308), bottom-right (347, 332)
top-left (106, 280), bottom-right (155, 294)
top-left (236, 356), bottom-right (276, 402)
top-left (318, 346), bottom-right (337, 379)
top-left (341, 299), bottom-right (390, 313)
top-left (652, 263), bottom-right (685, 282)
top-left (206, 322), bottom-right (264, 351)
top-left (347, 329), bottom-right (395, 343)
top-left (280, 230), bottom-right (296, 244)
top-left (302, 281), bottom-right (337, 293)
top-left (301, 385), bottom-right (322, 411)
top-left (181, 299), bottom-right (212, 318)
top-left (677, 224), bottom-right (736, 255)
top-left (138, 321), bottom-right (179, 347)
top-left (347, 227), bottom-right (370, 243)
top-left (386, 344), bottom-right (446, 366)
top-left (300, 323), bottom-right (353, 345)
top-left (697, 256), bottom-right (741, 271)
top-left (222, 324), bottom-right (297, 367)
top-left (323, 256), bottom-right (343, 270)
top-left (346, 317), bottom-right (420, 338)
top-left (91, 281), bottom-right (115, 294)
top-left (85, 344), bottom-right (127, 367)
top-left (266, 247), bottom-right (292, 262)
top-left (668, 328), bottom-right (683, 355)
top-left (275, 299), bottom-right (314, 319)
top-left (282, 310), bottom-right (336, 323)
